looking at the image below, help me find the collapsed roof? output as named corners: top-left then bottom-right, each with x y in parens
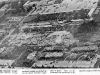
top-left (24, 0), bottom-right (100, 23)
top-left (31, 0), bottom-right (99, 15)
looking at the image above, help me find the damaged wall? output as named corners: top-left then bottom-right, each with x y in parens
top-left (32, 0), bottom-right (99, 15)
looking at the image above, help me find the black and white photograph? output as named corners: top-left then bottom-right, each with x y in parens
top-left (0, 0), bottom-right (100, 70)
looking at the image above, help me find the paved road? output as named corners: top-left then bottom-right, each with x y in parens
top-left (0, 8), bottom-right (35, 45)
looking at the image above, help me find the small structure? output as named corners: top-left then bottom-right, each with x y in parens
top-left (23, 0), bottom-right (39, 11)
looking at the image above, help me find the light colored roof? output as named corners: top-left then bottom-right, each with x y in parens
top-left (47, 31), bottom-right (70, 37)
top-left (0, 0), bottom-right (9, 2)
top-left (71, 45), bottom-right (98, 51)
top-left (0, 60), bottom-right (14, 66)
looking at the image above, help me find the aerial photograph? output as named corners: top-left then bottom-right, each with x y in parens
top-left (0, 0), bottom-right (100, 68)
